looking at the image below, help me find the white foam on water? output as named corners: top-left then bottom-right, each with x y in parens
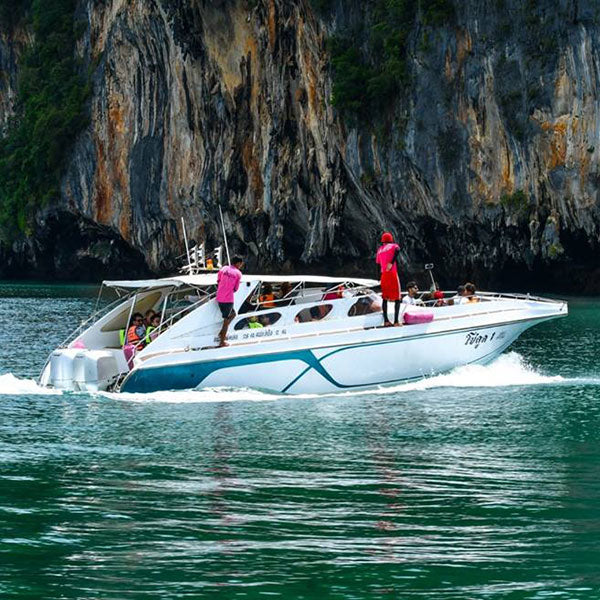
top-left (381, 351), bottom-right (564, 393)
top-left (2, 353), bottom-right (597, 402)
top-left (259, 352), bottom-right (568, 401)
top-left (99, 386), bottom-right (279, 404)
top-left (101, 352), bottom-right (572, 404)
top-left (0, 373), bottom-right (62, 396)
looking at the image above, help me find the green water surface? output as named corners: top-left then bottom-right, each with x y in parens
top-left (0, 283), bottom-right (599, 599)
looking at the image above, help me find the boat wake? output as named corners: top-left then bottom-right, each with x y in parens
top-left (0, 373), bottom-right (62, 396)
top-left (0, 353), bottom-right (597, 401)
top-left (109, 386), bottom-right (280, 404)
top-left (375, 352), bottom-right (564, 393)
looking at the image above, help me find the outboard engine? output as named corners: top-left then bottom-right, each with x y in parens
top-left (49, 349), bottom-right (84, 390)
top-left (73, 351), bottom-right (120, 392)
top-left (48, 349), bottom-right (124, 391)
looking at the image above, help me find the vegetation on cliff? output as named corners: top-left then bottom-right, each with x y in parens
top-left (0, 0), bottom-right (28, 30)
top-left (324, 0), bottom-right (454, 119)
top-left (0, 0), bottom-right (89, 238)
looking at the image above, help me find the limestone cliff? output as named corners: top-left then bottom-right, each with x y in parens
top-left (0, 0), bottom-right (599, 291)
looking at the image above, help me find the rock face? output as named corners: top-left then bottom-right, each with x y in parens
top-left (0, 0), bottom-right (599, 292)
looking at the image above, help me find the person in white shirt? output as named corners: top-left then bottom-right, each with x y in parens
top-left (402, 281), bottom-right (423, 305)
top-left (449, 284), bottom-right (467, 305)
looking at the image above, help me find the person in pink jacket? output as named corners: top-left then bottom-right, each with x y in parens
top-left (216, 256), bottom-right (244, 347)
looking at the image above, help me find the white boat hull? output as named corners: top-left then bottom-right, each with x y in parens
top-left (119, 313), bottom-right (559, 395)
top-left (38, 271), bottom-right (568, 396)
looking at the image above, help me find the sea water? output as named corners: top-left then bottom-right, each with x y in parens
top-left (0, 282), bottom-right (599, 599)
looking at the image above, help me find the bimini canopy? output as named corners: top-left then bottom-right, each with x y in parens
top-left (103, 273), bottom-right (379, 290)
top-left (102, 277), bottom-right (192, 290)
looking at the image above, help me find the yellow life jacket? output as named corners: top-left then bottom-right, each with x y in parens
top-left (145, 326), bottom-right (156, 344)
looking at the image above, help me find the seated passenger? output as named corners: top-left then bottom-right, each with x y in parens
top-left (351, 293), bottom-right (381, 316)
top-left (294, 307), bottom-right (317, 323)
top-left (432, 289), bottom-right (446, 307)
top-left (248, 316), bottom-right (264, 329)
top-left (323, 285), bottom-right (344, 300)
top-left (448, 285), bottom-right (467, 305)
top-left (145, 314), bottom-right (162, 344)
top-left (366, 293), bottom-right (382, 313)
top-left (278, 282), bottom-right (295, 306)
top-left (310, 306), bottom-right (322, 321)
top-left (258, 284), bottom-right (276, 309)
top-left (402, 282), bottom-right (423, 306)
top-left (465, 282), bottom-right (479, 303)
top-left (144, 309), bottom-right (156, 327)
top-left (127, 313), bottom-right (146, 348)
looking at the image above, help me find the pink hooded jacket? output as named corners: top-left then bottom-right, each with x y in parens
top-left (216, 265), bottom-right (242, 303)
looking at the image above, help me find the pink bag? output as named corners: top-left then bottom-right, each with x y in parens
top-left (123, 344), bottom-right (136, 369)
top-left (403, 311), bottom-right (434, 325)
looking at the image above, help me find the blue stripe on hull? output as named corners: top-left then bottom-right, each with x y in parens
top-left (120, 334), bottom-right (516, 394)
top-left (120, 350), bottom-right (328, 394)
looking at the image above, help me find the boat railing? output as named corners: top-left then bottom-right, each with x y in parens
top-left (132, 285), bottom-right (565, 358)
top-left (475, 291), bottom-right (565, 303)
top-left (246, 283), bottom-right (377, 311)
top-left (130, 290), bottom-right (217, 352)
top-left (38, 289), bottom-right (138, 385)
top-left (416, 290), bottom-right (565, 307)
top-left (232, 289), bottom-right (562, 343)
top-left (58, 289), bottom-right (137, 350)
top-left (132, 289), bottom-right (565, 366)
top-left (54, 283), bottom-right (213, 356)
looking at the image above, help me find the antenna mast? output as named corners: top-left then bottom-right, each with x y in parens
top-left (181, 216), bottom-right (193, 274)
top-left (218, 205), bottom-right (231, 265)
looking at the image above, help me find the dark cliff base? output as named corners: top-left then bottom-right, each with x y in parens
top-left (0, 211), bottom-right (152, 282)
top-left (1, 211), bottom-right (597, 296)
top-left (2, 1), bottom-right (600, 299)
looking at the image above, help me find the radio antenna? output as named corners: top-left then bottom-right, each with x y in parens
top-left (181, 216), bottom-right (193, 274)
top-left (218, 205), bottom-right (231, 265)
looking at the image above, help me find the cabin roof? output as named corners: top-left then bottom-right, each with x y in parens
top-left (103, 273), bottom-right (379, 290)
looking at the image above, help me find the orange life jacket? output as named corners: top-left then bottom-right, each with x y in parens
top-left (259, 293), bottom-right (275, 308)
top-left (127, 324), bottom-right (144, 346)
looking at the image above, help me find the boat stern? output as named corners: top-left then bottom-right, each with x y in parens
top-left (41, 348), bottom-right (128, 392)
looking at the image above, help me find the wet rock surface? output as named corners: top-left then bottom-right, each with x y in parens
top-left (0, 209), bottom-right (151, 281)
top-left (0, 0), bottom-right (599, 292)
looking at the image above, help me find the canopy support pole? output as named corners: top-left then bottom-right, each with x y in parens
top-left (123, 294), bottom-right (137, 349)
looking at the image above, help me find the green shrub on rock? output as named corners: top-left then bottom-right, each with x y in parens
top-left (0, 0), bottom-right (89, 239)
top-left (326, 0), bottom-right (454, 121)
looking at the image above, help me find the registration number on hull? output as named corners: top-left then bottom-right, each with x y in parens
top-left (465, 330), bottom-right (506, 349)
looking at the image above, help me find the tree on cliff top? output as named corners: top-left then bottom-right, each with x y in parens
top-left (0, 0), bottom-right (89, 239)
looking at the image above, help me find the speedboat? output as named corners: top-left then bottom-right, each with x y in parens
top-left (39, 274), bottom-right (568, 394)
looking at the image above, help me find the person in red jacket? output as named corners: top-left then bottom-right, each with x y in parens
top-left (375, 232), bottom-right (402, 326)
